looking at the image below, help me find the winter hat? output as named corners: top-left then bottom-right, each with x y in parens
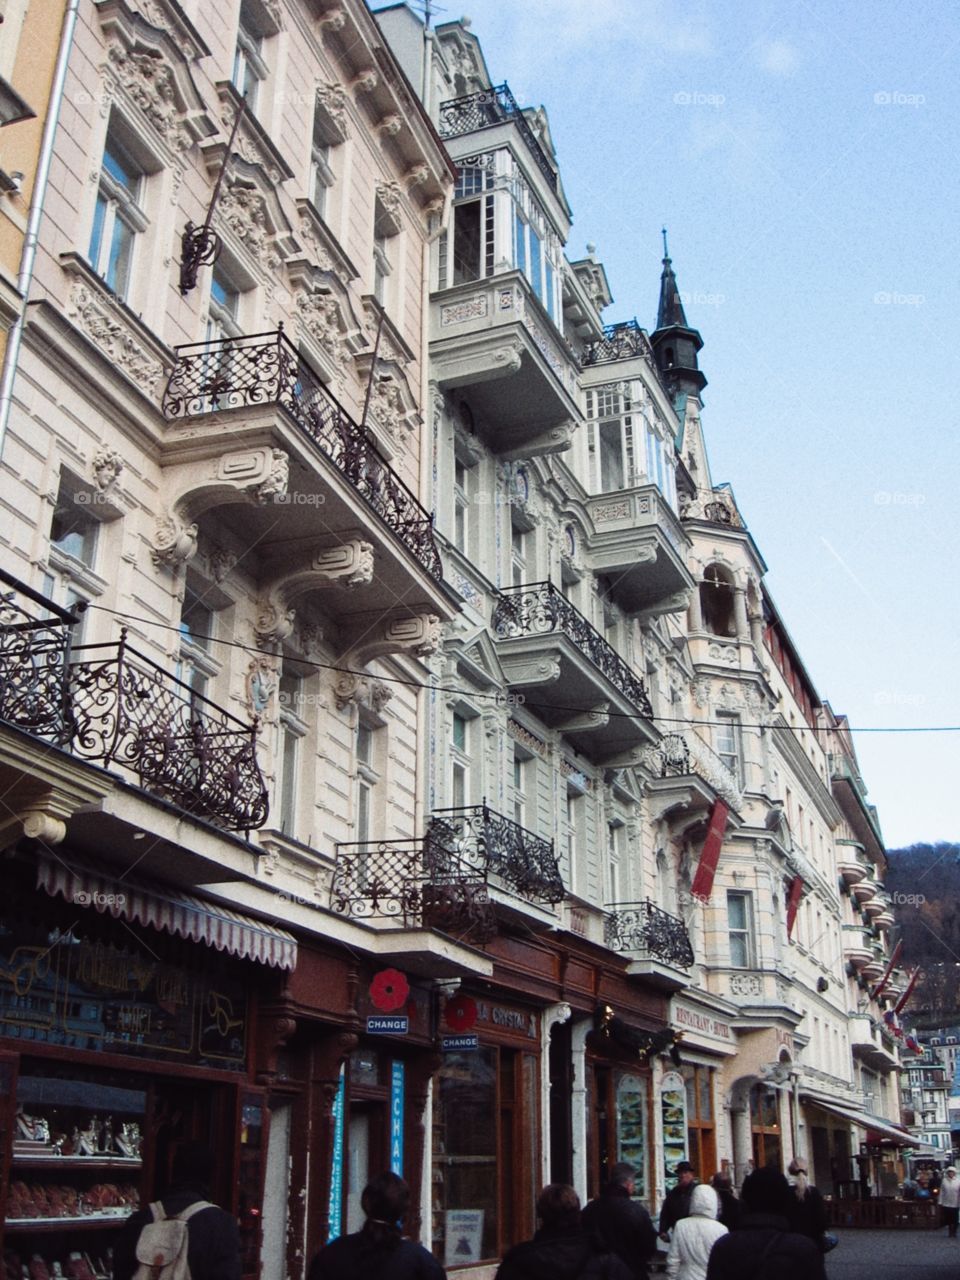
top-left (690, 1185), bottom-right (720, 1219)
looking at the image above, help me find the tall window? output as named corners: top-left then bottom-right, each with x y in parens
top-left (233, 1), bottom-right (268, 111)
top-left (566, 788), bottom-right (583, 893)
top-left (715, 712), bottom-right (743, 786)
top-left (607, 822), bottom-right (623, 904)
top-left (585, 385), bottom-right (678, 505)
top-left (356, 719), bottom-right (381, 843)
top-left (311, 126), bottom-right (334, 219)
top-left (88, 129), bottom-right (146, 300)
top-left (727, 891), bottom-right (754, 968)
top-left (46, 476), bottom-right (105, 643)
top-left (447, 161), bottom-right (494, 287)
top-left (700, 565), bottom-right (736, 637)
top-left (178, 585), bottom-right (217, 706)
top-left (373, 230), bottom-right (390, 306)
top-left (278, 668), bottom-right (306, 837)
top-left (50, 485), bottom-right (99, 570)
top-left (511, 525), bottom-right (527, 588)
top-left (512, 748), bottom-right (528, 827)
top-left (451, 712), bottom-right (469, 808)
top-left (207, 266), bottom-right (241, 341)
top-left (454, 457), bottom-right (470, 554)
top-left (684, 1066), bottom-right (716, 1182)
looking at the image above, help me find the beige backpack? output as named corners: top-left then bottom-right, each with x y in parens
top-left (132, 1200), bottom-right (211, 1280)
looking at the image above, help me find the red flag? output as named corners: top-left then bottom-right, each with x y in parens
top-left (786, 875), bottom-right (804, 937)
top-left (871, 939), bottom-right (904, 1001)
top-left (894, 968), bottom-right (920, 1015)
top-left (690, 799), bottom-right (729, 902)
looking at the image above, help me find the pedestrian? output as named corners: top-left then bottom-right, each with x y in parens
top-left (938, 1165), bottom-right (960, 1237)
top-left (112, 1141), bottom-right (241, 1280)
top-left (307, 1172), bottom-right (444, 1280)
top-left (496, 1183), bottom-right (632, 1280)
top-left (704, 1166), bottom-right (825, 1280)
top-left (709, 1174), bottom-right (740, 1231)
top-left (581, 1162), bottom-right (657, 1280)
top-left (658, 1162), bottom-right (697, 1241)
top-left (784, 1157), bottom-right (827, 1246)
top-left (665, 1184), bottom-right (727, 1280)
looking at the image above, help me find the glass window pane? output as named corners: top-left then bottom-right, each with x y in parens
top-left (107, 218), bottom-right (134, 297)
top-left (452, 714), bottom-right (466, 752)
top-left (280, 729), bottom-right (298, 832)
top-left (103, 144), bottom-right (138, 193)
top-left (730, 933), bottom-right (749, 967)
top-left (515, 211), bottom-right (526, 274)
top-left (89, 194), bottom-right (107, 271)
top-left (599, 420), bottom-right (624, 491)
top-left (727, 893), bottom-right (746, 930)
top-left (433, 1048), bottom-right (499, 1263)
top-left (529, 229), bottom-right (542, 299)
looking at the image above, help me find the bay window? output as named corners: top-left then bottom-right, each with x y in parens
top-left (585, 381), bottom-right (678, 505)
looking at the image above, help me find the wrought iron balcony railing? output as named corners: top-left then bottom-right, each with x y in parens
top-left (0, 573), bottom-right (268, 833)
top-left (428, 803), bottom-right (564, 906)
top-left (438, 83), bottom-right (558, 194)
top-left (604, 900), bottom-right (695, 969)
top-left (645, 731), bottom-right (742, 809)
top-left (161, 328), bottom-right (442, 581)
top-left (581, 320), bottom-right (660, 374)
top-left (492, 581), bottom-right (654, 718)
top-left (329, 837), bottom-right (496, 942)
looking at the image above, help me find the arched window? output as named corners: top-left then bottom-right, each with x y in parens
top-left (700, 564), bottom-right (736, 637)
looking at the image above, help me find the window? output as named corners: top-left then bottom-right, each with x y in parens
top-left (233, 1), bottom-right (268, 111)
top-left (700, 565), bottom-right (736, 637)
top-left (88, 129), bottom-right (146, 300)
top-left (356, 719), bottom-right (381, 843)
top-left (207, 266), bottom-right (241, 342)
top-left (444, 160), bottom-right (495, 288)
top-left (373, 230), bottom-right (390, 306)
top-left (715, 712), bottom-right (742, 786)
top-left (51, 488), bottom-right (99, 569)
top-left (454, 457), bottom-right (470, 553)
top-left (46, 475), bottom-right (107, 643)
top-left (451, 712), bottom-right (469, 808)
top-left (511, 526), bottom-right (527, 588)
top-left (453, 199), bottom-right (482, 284)
top-left (727, 891), bottom-right (754, 967)
top-left (512, 748), bottom-right (529, 828)
top-left (607, 822), bottom-right (624, 904)
top-left (278, 668), bottom-right (306, 837)
top-left (178, 585), bottom-right (216, 704)
top-left (684, 1066), bottom-right (716, 1182)
top-left (566, 787), bottom-right (583, 894)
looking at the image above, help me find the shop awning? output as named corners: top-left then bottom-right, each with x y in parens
top-left (36, 853), bottom-right (297, 971)
top-left (803, 1096), bottom-right (917, 1147)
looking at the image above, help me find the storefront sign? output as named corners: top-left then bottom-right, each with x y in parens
top-left (0, 924), bottom-right (247, 1069)
top-left (390, 1060), bottom-right (404, 1176)
top-left (673, 1004), bottom-right (733, 1043)
top-left (327, 1066), bottom-right (346, 1242)
top-left (367, 1015), bottom-right (409, 1034)
top-left (444, 1209), bottom-right (484, 1266)
top-left (442, 1034), bottom-right (479, 1051)
top-left (468, 997), bottom-right (537, 1039)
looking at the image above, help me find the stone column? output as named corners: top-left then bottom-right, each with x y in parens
top-left (733, 587), bottom-right (750, 641)
top-left (688, 584), bottom-right (703, 632)
top-left (570, 1017), bottom-right (592, 1203)
top-left (540, 1002), bottom-right (573, 1185)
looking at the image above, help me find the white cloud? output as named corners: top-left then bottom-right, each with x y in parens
top-left (754, 38), bottom-right (800, 76)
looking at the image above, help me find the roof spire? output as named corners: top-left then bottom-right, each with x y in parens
top-left (662, 226), bottom-right (669, 260)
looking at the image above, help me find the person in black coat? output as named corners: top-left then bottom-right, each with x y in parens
top-left (582, 1163), bottom-right (657, 1280)
top-left (784, 1158), bottom-right (827, 1244)
top-left (308, 1172), bottom-right (445, 1280)
top-left (704, 1167), bottom-right (825, 1280)
top-left (710, 1173), bottom-right (741, 1231)
top-left (658, 1162), bottom-right (697, 1240)
top-left (497, 1183), bottom-right (633, 1280)
top-left (113, 1142), bottom-right (241, 1280)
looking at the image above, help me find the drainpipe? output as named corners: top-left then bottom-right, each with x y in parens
top-left (0, 0), bottom-right (80, 459)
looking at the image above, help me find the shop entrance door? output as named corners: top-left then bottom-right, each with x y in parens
top-left (346, 1111), bottom-right (371, 1233)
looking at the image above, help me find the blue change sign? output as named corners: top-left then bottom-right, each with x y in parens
top-left (390, 1060), bottom-right (404, 1176)
top-left (327, 1066), bottom-right (346, 1241)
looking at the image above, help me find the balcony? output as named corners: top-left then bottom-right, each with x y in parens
top-left (843, 925), bottom-right (874, 969)
top-left (585, 484), bottom-right (692, 616)
top-left (849, 1014), bottom-right (900, 1072)
top-left (329, 837), bottom-right (496, 944)
top-left (430, 272), bottom-right (579, 458)
top-left (0, 575), bottom-right (267, 833)
top-left (161, 329), bottom-right (442, 585)
top-left (582, 320), bottom-right (661, 374)
top-left (427, 803), bottom-right (565, 908)
top-left (438, 83), bottom-right (558, 194)
top-left (643, 731), bottom-right (743, 821)
top-left (604, 900), bottom-right (694, 990)
top-left (491, 581), bottom-right (656, 760)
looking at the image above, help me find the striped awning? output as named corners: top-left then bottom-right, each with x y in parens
top-left (36, 853), bottom-right (297, 971)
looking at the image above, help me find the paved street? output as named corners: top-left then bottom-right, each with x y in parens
top-left (826, 1228), bottom-right (960, 1278)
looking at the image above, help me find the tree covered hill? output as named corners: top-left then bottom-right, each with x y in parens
top-left (885, 842), bottom-right (960, 1024)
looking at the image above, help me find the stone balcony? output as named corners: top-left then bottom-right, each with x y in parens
top-left (642, 730), bottom-right (743, 821)
top-left (430, 272), bottom-right (580, 458)
top-left (492, 581), bottom-right (657, 761)
top-left (584, 484), bottom-right (693, 616)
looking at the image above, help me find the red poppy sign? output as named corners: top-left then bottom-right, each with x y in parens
top-left (445, 993), bottom-right (478, 1032)
top-left (370, 968), bottom-right (410, 1012)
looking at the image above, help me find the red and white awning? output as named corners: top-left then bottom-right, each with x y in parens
top-left (37, 854), bottom-right (297, 971)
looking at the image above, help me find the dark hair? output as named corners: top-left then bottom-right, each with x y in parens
top-left (536, 1183), bottom-right (581, 1231)
top-left (170, 1142), bottom-right (214, 1195)
top-left (741, 1167), bottom-right (791, 1215)
top-left (609, 1163), bottom-right (636, 1189)
top-left (711, 1172), bottom-right (733, 1192)
top-left (359, 1172), bottom-right (409, 1253)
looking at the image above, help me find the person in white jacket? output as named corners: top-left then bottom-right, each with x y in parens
top-left (666, 1184), bottom-right (728, 1280)
top-left (938, 1165), bottom-right (960, 1237)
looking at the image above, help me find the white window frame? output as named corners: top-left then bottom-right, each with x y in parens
top-left (177, 584), bottom-right (219, 707)
top-left (88, 132), bottom-right (148, 300)
top-left (373, 231), bottom-right (391, 306)
top-left (278, 668), bottom-right (307, 837)
top-left (715, 711), bottom-right (743, 786)
top-left (233, 7), bottom-right (268, 112)
top-left (451, 711), bottom-right (470, 809)
top-left (453, 456), bottom-right (470, 554)
top-left (727, 890), bottom-right (755, 968)
top-left (356, 718), bottom-right (382, 844)
top-left (607, 820), bottom-right (625, 905)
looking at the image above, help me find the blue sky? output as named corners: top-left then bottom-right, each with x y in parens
top-left (423, 0), bottom-right (959, 847)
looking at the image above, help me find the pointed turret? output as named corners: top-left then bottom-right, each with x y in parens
top-left (650, 230), bottom-right (707, 397)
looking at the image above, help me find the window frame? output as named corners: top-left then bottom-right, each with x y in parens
top-left (727, 889), bottom-right (755, 968)
top-left (88, 132), bottom-right (148, 300)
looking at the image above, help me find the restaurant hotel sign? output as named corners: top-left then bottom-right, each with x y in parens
top-left (672, 999), bottom-right (736, 1053)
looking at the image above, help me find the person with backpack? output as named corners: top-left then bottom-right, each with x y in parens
top-left (112, 1141), bottom-right (241, 1280)
top-left (704, 1167), bottom-right (825, 1280)
top-left (307, 1172), bottom-right (445, 1280)
top-left (496, 1183), bottom-right (633, 1280)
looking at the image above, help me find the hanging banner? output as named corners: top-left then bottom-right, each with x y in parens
top-left (390, 1060), bottom-right (404, 1176)
top-left (894, 968), bottom-right (920, 1015)
top-left (871, 939), bottom-right (903, 1001)
top-left (785, 875), bottom-right (804, 937)
top-left (690, 799), bottom-right (729, 901)
top-left (327, 1065), bottom-right (346, 1242)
